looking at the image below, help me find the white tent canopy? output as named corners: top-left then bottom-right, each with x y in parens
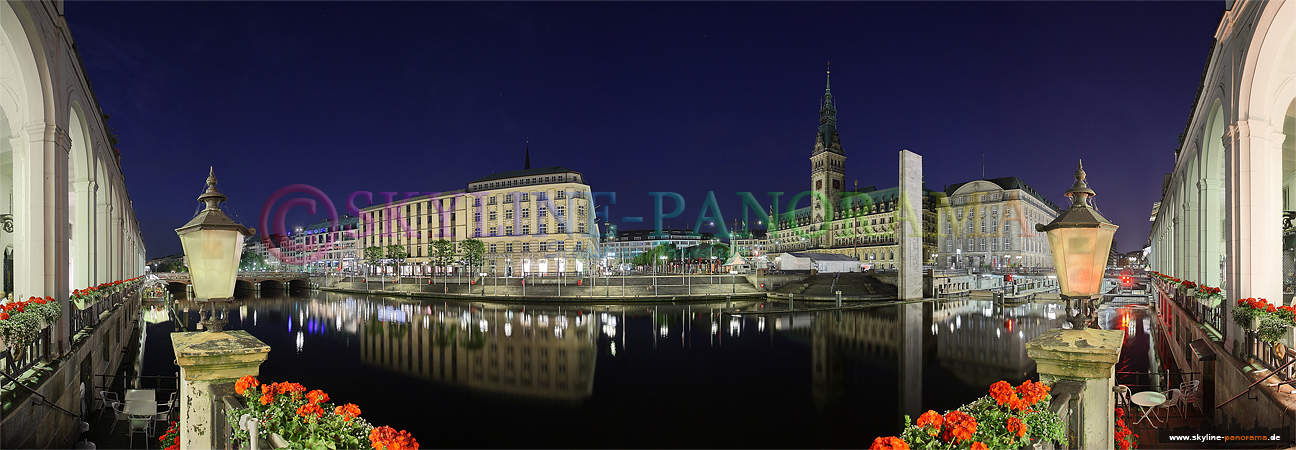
top-left (776, 252), bottom-right (861, 273)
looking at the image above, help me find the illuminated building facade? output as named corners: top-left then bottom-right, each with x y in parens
top-left (359, 165), bottom-right (600, 276)
top-left (934, 178), bottom-right (1061, 269)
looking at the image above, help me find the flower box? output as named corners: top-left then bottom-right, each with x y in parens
top-left (873, 380), bottom-right (1065, 450)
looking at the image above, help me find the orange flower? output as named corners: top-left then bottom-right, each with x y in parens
top-left (915, 410), bottom-right (942, 436)
top-left (262, 383), bottom-right (275, 395)
top-left (296, 403), bottom-right (325, 419)
top-left (1006, 417), bottom-right (1027, 437)
top-left (989, 380), bottom-right (1015, 406)
top-left (1016, 380), bottom-right (1051, 406)
top-left (869, 436), bottom-right (910, 450)
top-left (941, 411), bottom-right (977, 444)
top-left (235, 375), bottom-right (260, 396)
top-left (334, 403), bottom-right (361, 421)
top-left (306, 389), bottom-right (329, 404)
top-left (970, 442), bottom-right (987, 450)
top-left (259, 394), bottom-right (273, 405)
top-left (370, 426), bottom-right (419, 450)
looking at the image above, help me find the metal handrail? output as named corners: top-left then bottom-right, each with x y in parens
top-left (0, 369), bottom-right (78, 417)
top-left (1217, 357), bottom-right (1296, 409)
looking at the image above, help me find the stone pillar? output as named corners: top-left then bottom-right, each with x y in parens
top-left (1026, 328), bottom-right (1123, 450)
top-left (898, 150), bottom-right (922, 300)
top-left (172, 330), bottom-right (271, 450)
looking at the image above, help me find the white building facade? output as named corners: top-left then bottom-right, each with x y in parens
top-left (935, 178), bottom-right (1060, 270)
top-left (0, 0), bottom-right (147, 349)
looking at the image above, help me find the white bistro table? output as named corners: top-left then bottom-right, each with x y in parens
top-left (125, 389), bottom-right (154, 402)
top-left (1130, 391), bottom-right (1166, 427)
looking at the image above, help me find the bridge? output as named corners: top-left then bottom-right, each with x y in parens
top-left (155, 272), bottom-right (310, 291)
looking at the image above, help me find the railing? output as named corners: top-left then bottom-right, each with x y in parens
top-left (1048, 379), bottom-right (1084, 450)
top-left (0, 326), bottom-right (52, 383)
top-left (2, 279), bottom-right (142, 392)
top-left (1153, 277), bottom-right (1224, 337)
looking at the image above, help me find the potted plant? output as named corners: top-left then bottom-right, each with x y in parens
top-left (873, 380), bottom-right (1065, 450)
top-left (0, 296), bottom-right (60, 358)
top-left (1233, 298), bottom-right (1296, 348)
top-left (228, 375), bottom-right (418, 449)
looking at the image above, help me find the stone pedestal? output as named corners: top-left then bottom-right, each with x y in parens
top-left (172, 331), bottom-right (270, 450)
top-left (1026, 328), bottom-right (1123, 450)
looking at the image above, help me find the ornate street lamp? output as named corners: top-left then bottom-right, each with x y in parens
top-left (175, 168), bottom-right (255, 333)
top-left (1035, 161), bottom-right (1118, 329)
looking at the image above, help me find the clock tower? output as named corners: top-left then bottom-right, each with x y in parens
top-left (811, 65), bottom-right (845, 222)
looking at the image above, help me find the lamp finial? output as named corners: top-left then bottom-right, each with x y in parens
top-left (1064, 159), bottom-right (1096, 207)
top-left (198, 167), bottom-right (228, 211)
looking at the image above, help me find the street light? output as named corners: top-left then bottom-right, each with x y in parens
top-left (1035, 161), bottom-right (1118, 329)
top-left (175, 168), bottom-right (255, 333)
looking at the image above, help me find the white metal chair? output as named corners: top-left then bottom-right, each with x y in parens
top-left (107, 401), bottom-right (131, 435)
top-left (1114, 385), bottom-right (1132, 409)
top-left (96, 390), bottom-right (120, 420)
top-left (128, 416), bottom-right (151, 449)
top-left (153, 401), bottom-right (173, 428)
top-left (1180, 380), bottom-right (1201, 415)
top-left (1158, 388), bottom-right (1183, 418)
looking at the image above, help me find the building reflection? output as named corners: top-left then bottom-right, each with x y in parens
top-left (931, 299), bottom-right (1066, 387)
top-left (351, 299), bottom-right (599, 403)
top-left (799, 299), bottom-right (1065, 418)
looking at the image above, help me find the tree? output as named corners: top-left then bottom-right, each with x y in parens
top-left (633, 243), bottom-right (676, 267)
top-left (239, 251), bottom-right (267, 271)
top-left (386, 244), bottom-right (408, 279)
top-left (712, 242), bottom-right (730, 261)
top-left (459, 239), bottom-right (486, 279)
top-left (429, 239), bottom-right (455, 276)
top-left (363, 246), bottom-right (384, 277)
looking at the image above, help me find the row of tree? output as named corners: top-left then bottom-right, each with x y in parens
top-left (629, 242), bottom-right (730, 267)
top-left (364, 239), bottom-right (486, 278)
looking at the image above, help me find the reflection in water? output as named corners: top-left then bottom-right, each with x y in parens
top-left (141, 291), bottom-right (1071, 448)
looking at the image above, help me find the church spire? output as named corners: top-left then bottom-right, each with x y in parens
top-left (525, 140), bottom-right (531, 170)
top-left (818, 63), bottom-right (838, 151)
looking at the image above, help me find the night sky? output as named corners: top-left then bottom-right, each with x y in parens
top-left (66, 2), bottom-right (1225, 259)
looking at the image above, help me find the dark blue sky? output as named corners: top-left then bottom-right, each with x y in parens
top-left (68, 1), bottom-right (1225, 259)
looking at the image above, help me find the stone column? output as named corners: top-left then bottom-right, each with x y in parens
top-left (172, 330), bottom-right (271, 450)
top-left (897, 150), bottom-right (922, 300)
top-left (1026, 328), bottom-right (1123, 450)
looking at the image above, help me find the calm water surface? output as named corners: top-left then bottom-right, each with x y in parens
top-left (138, 290), bottom-right (1076, 448)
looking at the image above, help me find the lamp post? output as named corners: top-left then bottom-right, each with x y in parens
top-left (1035, 161), bottom-right (1118, 329)
top-left (175, 168), bottom-right (256, 333)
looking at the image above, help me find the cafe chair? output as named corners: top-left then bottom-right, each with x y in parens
top-left (97, 390), bottom-right (120, 420)
top-left (128, 416), bottom-right (152, 449)
top-left (107, 401), bottom-right (131, 435)
top-left (154, 402), bottom-right (173, 428)
top-left (1114, 385), bottom-right (1132, 409)
top-left (1158, 388), bottom-right (1183, 418)
top-left (1179, 380), bottom-right (1201, 415)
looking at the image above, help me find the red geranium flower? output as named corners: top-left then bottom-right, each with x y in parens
top-left (869, 436), bottom-right (910, 450)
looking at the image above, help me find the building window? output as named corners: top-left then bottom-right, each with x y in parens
top-left (490, 244), bottom-right (497, 253)
top-left (538, 223), bottom-right (547, 234)
top-left (539, 241), bottom-right (548, 252)
top-left (489, 211), bottom-right (497, 221)
top-left (557, 241), bottom-right (565, 252)
top-left (522, 225), bottom-right (530, 234)
top-left (522, 243), bottom-right (530, 252)
top-left (506, 243), bottom-right (513, 253)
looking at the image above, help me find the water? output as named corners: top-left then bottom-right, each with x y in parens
top-left (138, 290), bottom-right (1070, 448)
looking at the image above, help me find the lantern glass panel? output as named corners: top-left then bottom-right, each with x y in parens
top-left (180, 229), bottom-right (244, 299)
top-left (1046, 226), bottom-right (1114, 298)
